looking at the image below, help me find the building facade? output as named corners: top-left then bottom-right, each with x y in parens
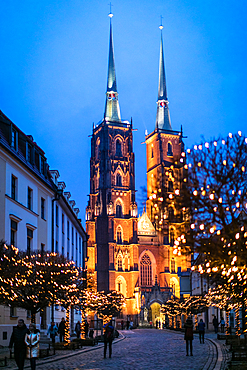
top-left (86, 17), bottom-right (191, 326)
top-left (0, 110), bottom-right (87, 345)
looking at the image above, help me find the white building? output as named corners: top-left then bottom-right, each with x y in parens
top-left (0, 110), bottom-right (87, 345)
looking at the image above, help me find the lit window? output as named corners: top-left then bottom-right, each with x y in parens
top-left (140, 254), bottom-right (152, 286)
top-left (117, 229), bottom-right (122, 244)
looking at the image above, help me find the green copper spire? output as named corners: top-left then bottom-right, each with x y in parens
top-left (104, 13), bottom-right (121, 122)
top-left (155, 24), bottom-right (172, 130)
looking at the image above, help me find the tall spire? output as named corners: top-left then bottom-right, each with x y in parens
top-left (155, 21), bottom-right (172, 130)
top-left (104, 12), bottom-right (121, 122)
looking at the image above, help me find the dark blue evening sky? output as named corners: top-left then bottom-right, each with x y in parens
top-left (1, 0), bottom-right (247, 223)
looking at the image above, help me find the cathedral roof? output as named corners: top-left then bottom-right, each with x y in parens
top-left (104, 16), bottom-right (121, 122)
top-left (155, 29), bottom-right (172, 131)
top-left (138, 211), bottom-right (156, 236)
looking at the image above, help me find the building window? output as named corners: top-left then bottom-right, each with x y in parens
top-left (118, 257), bottom-right (123, 271)
top-left (116, 204), bottom-right (122, 218)
top-left (27, 228), bottom-right (33, 256)
top-left (11, 129), bottom-right (17, 150)
top-left (151, 144), bottom-right (154, 158)
top-left (56, 205), bottom-right (59, 226)
top-left (10, 306), bottom-right (16, 317)
top-left (67, 221), bottom-right (70, 257)
top-left (168, 180), bottom-right (173, 192)
top-left (168, 207), bottom-right (174, 221)
top-left (140, 253), bottom-right (152, 286)
top-left (40, 156), bottom-right (45, 175)
top-left (72, 227), bottom-right (74, 260)
top-left (11, 175), bottom-right (17, 200)
top-left (79, 237), bottom-right (82, 266)
top-left (171, 258), bottom-right (175, 272)
top-left (116, 139), bottom-right (122, 156)
top-left (170, 229), bottom-right (175, 246)
top-left (11, 220), bottom-right (17, 246)
top-left (26, 143), bottom-right (32, 163)
top-left (27, 187), bottom-right (33, 210)
top-left (117, 229), bottom-right (122, 244)
top-left (41, 198), bottom-right (45, 219)
top-left (62, 214), bottom-right (64, 233)
top-left (116, 173), bottom-right (122, 186)
top-left (167, 142), bottom-right (173, 156)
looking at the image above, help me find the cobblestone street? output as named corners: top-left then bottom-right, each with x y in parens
top-left (27, 329), bottom-right (217, 370)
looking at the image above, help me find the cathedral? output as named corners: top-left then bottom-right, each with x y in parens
top-left (86, 15), bottom-right (191, 326)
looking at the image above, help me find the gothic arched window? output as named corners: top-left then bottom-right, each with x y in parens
top-left (116, 173), bottom-right (122, 186)
top-left (117, 228), bottom-right (122, 243)
top-left (168, 207), bottom-right (174, 221)
top-left (170, 229), bottom-right (175, 246)
top-left (168, 180), bottom-right (173, 192)
top-left (167, 142), bottom-right (173, 156)
top-left (118, 257), bottom-right (123, 271)
top-left (140, 253), bottom-right (152, 286)
top-left (171, 258), bottom-right (175, 273)
top-left (116, 204), bottom-right (122, 218)
top-left (116, 139), bottom-right (122, 156)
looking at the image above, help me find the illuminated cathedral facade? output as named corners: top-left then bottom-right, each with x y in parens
top-left (86, 15), bottom-right (191, 325)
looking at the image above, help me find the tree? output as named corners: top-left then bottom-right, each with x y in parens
top-left (0, 241), bottom-right (80, 323)
top-left (172, 133), bottom-right (247, 309)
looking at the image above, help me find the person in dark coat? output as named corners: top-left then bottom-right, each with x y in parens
top-left (213, 315), bottom-right (219, 334)
top-left (85, 320), bottom-right (89, 338)
top-left (75, 321), bottom-right (81, 339)
top-left (184, 316), bottom-right (193, 356)
top-left (198, 319), bottom-right (205, 344)
top-left (9, 319), bottom-right (28, 370)
top-left (103, 321), bottom-right (114, 359)
top-left (58, 317), bottom-right (66, 342)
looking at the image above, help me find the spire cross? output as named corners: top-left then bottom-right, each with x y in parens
top-left (108, 2), bottom-right (113, 17)
top-left (159, 15), bottom-right (164, 30)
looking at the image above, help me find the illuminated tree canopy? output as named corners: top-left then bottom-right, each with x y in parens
top-left (0, 241), bottom-right (80, 322)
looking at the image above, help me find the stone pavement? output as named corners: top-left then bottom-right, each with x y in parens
top-left (4, 328), bottom-right (223, 370)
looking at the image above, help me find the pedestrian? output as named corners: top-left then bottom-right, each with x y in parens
top-left (9, 318), bottom-right (28, 370)
top-left (126, 320), bottom-right (130, 330)
top-left (213, 315), bottom-right (219, 334)
top-left (198, 319), bottom-right (205, 344)
top-left (25, 323), bottom-right (40, 370)
top-left (220, 317), bottom-right (225, 333)
top-left (184, 316), bottom-right (193, 356)
top-left (85, 320), bottom-right (89, 338)
top-left (103, 320), bottom-right (114, 359)
top-left (47, 321), bottom-right (58, 344)
top-left (130, 321), bottom-right (133, 330)
top-left (75, 321), bottom-right (81, 339)
top-left (58, 317), bottom-right (66, 342)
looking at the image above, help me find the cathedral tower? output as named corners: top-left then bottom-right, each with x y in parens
top-left (86, 14), bottom-right (139, 316)
top-left (144, 23), bottom-right (190, 299)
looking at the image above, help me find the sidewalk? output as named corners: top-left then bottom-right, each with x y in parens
top-left (1, 334), bottom-right (125, 370)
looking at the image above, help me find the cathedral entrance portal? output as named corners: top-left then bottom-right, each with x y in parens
top-left (150, 302), bottom-right (161, 326)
